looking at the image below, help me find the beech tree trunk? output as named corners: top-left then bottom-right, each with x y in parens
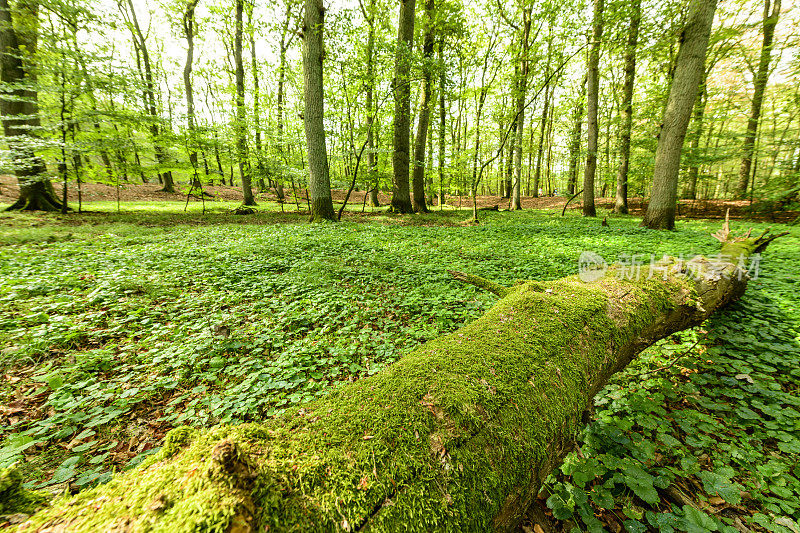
top-left (642, 0), bottom-right (716, 230)
top-left (183, 0), bottom-right (201, 189)
top-left (19, 221), bottom-right (785, 533)
top-left (1, 0), bottom-right (64, 211)
top-left (276, 2), bottom-right (295, 201)
top-left (583, 0), bottom-right (604, 217)
top-left (685, 79), bottom-right (707, 200)
top-left (302, 0), bottom-right (335, 221)
top-left (736, 0), bottom-right (780, 199)
top-left (532, 59), bottom-right (552, 199)
top-left (360, 0), bottom-right (380, 208)
top-left (234, 0), bottom-right (256, 206)
top-left (391, 0), bottom-right (416, 214)
top-left (411, 0), bottom-right (434, 213)
top-left (566, 77), bottom-right (586, 196)
top-left (614, 0), bottom-right (641, 215)
top-left (123, 0), bottom-right (174, 192)
top-left (510, 7), bottom-right (532, 211)
top-left (247, 2), bottom-right (266, 193)
top-left (438, 40), bottom-right (446, 208)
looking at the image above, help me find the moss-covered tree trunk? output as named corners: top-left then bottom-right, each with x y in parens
top-left (301, 0), bottom-right (335, 222)
top-left (390, 0), bottom-right (416, 214)
top-left (18, 224), bottom-right (784, 533)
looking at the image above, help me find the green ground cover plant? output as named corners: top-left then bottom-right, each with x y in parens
top-left (0, 208), bottom-right (798, 531)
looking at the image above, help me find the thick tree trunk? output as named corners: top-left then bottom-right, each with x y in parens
top-left (0, 0), bottom-right (64, 211)
top-left (736, 0), bottom-right (780, 199)
top-left (411, 0), bottom-right (434, 213)
top-left (642, 0), bottom-right (716, 230)
top-left (21, 223), bottom-right (784, 532)
top-left (391, 0), bottom-right (416, 214)
top-left (235, 0), bottom-right (256, 206)
top-left (583, 0), bottom-right (604, 217)
top-left (614, 0), bottom-right (641, 215)
top-left (302, 0), bottom-right (335, 221)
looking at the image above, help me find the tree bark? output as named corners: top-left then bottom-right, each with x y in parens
top-left (583, 0), bottom-right (604, 217)
top-left (122, 0), bottom-right (174, 192)
top-left (235, 0), bottom-right (256, 206)
top-left (685, 78), bottom-right (707, 200)
top-left (22, 223), bottom-right (785, 532)
top-left (276, 2), bottom-right (296, 201)
top-left (391, 0), bottom-right (416, 214)
top-left (301, 0), bottom-right (335, 221)
top-left (247, 1), bottom-right (267, 193)
top-left (183, 0), bottom-right (201, 189)
top-left (0, 0), bottom-right (64, 211)
top-left (438, 40), bottom-right (446, 209)
top-left (566, 76), bottom-right (586, 196)
top-left (533, 57), bottom-right (552, 199)
top-left (411, 0), bottom-right (434, 213)
top-left (614, 0), bottom-right (641, 215)
top-left (642, 0), bottom-right (717, 230)
top-left (359, 0), bottom-right (380, 208)
top-left (510, 7), bottom-right (532, 211)
top-left (736, 0), bottom-right (780, 199)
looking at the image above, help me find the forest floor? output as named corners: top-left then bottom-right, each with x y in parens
top-left (0, 190), bottom-right (799, 532)
top-left (2, 174), bottom-right (797, 223)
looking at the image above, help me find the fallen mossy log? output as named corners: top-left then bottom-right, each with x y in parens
top-left (19, 223), bottom-right (785, 532)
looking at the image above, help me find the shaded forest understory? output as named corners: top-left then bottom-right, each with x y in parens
top-left (2, 175), bottom-right (798, 223)
top-left (1, 208), bottom-right (798, 531)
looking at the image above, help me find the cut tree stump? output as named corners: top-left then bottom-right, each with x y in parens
top-left (17, 219), bottom-right (785, 532)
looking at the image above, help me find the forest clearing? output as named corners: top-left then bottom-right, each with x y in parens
top-left (0, 0), bottom-right (799, 530)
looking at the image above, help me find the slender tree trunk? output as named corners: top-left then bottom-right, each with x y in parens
top-left (614, 0), bottom-right (641, 214)
top-left (411, 0), bottom-right (433, 213)
top-left (72, 35), bottom-right (114, 180)
top-left (736, 0), bottom-right (780, 199)
top-left (247, 2), bottom-right (266, 192)
top-left (685, 78), bottom-right (707, 200)
top-left (276, 2), bottom-right (295, 201)
top-left (438, 41), bottom-right (446, 209)
top-left (583, 0), bottom-right (604, 217)
top-left (391, 0), bottom-right (416, 213)
top-left (360, 0), bottom-right (380, 208)
top-left (511, 8), bottom-right (532, 211)
top-left (642, 0), bottom-right (717, 230)
top-left (235, 0), bottom-right (256, 206)
top-left (183, 0), bottom-right (200, 189)
top-left (302, 0), bottom-right (335, 221)
top-left (533, 59), bottom-right (552, 199)
top-left (123, 0), bottom-right (173, 192)
top-left (567, 77), bottom-right (586, 196)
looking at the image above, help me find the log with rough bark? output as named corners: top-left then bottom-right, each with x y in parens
top-left (16, 222), bottom-right (785, 532)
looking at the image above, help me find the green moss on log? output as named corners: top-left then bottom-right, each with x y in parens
top-left (0, 467), bottom-right (48, 515)
top-left (22, 267), bottom-right (693, 532)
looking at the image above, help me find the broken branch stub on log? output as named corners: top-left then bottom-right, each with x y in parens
top-left (21, 225), bottom-right (783, 532)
